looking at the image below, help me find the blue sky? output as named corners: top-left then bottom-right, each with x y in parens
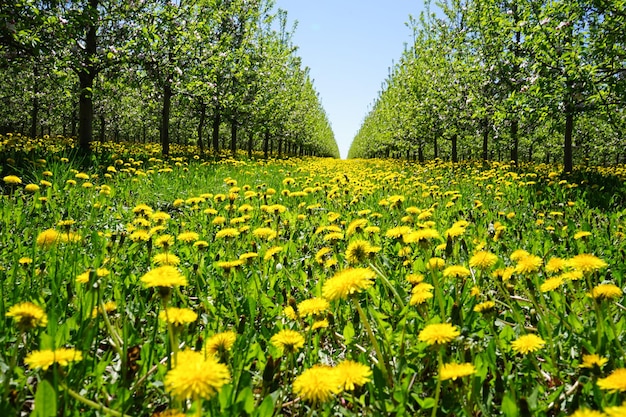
top-left (273, 1), bottom-right (427, 158)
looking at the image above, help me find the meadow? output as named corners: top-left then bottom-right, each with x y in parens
top-left (1, 134), bottom-right (626, 417)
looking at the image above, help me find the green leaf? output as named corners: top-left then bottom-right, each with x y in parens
top-left (343, 321), bottom-right (355, 345)
top-left (502, 393), bottom-right (519, 417)
top-left (32, 380), bottom-right (56, 417)
top-left (253, 395), bottom-right (275, 417)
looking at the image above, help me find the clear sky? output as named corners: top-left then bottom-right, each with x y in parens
top-left (273, 1), bottom-right (426, 159)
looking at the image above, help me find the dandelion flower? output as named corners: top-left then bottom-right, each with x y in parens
top-left (439, 362), bottom-right (476, 381)
top-left (322, 267), bottom-right (376, 301)
top-left (164, 350), bottom-right (230, 401)
top-left (568, 408), bottom-right (606, 417)
top-left (597, 368), bottom-right (626, 392)
top-left (3, 175), bottom-right (22, 185)
top-left (345, 239), bottom-right (379, 264)
top-left (407, 273), bottom-right (424, 284)
top-left (545, 257), bottom-right (568, 273)
top-left (25, 184), bottom-right (40, 192)
top-left (443, 265), bottom-right (471, 278)
top-left (410, 283), bottom-right (434, 306)
top-left (605, 403), bottom-right (626, 417)
top-left (159, 307), bottom-right (197, 326)
top-left (418, 323), bottom-right (460, 345)
top-left (569, 254), bottom-right (608, 274)
top-left (270, 329), bottom-right (305, 353)
top-left (140, 266), bottom-right (187, 288)
top-left (36, 229), bottom-right (60, 248)
top-left (153, 253), bottom-right (181, 266)
top-left (293, 365), bottom-right (341, 404)
top-left (473, 301), bottom-right (496, 313)
top-left (540, 276), bottom-right (565, 293)
top-left (346, 219), bottom-right (368, 236)
top-left (154, 234), bottom-right (175, 248)
top-left (335, 360), bottom-right (372, 390)
top-left (283, 306), bottom-right (298, 320)
top-left (24, 348), bottom-right (82, 370)
top-left (205, 331), bottom-right (237, 357)
top-left (579, 354), bottom-right (608, 369)
top-left (426, 257), bottom-right (446, 270)
top-left (177, 231), bottom-right (200, 243)
top-left (215, 228), bottom-right (240, 239)
top-left (297, 297), bottom-right (330, 318)
top-left (511, 334), bottom-right (545, 354)
top-left (252, 227), bottom-right (277, 240)
top-left (510, 249), bottom-right (530, 261)
top-left (469, 251), bottom-right (498, 270)
top-left (574, 231), bottom-right (592, 240)
top-left (515, 255), bottom-right (543, 274)
top-left (6, 302), bottom-right (48, 330)
top-left (264, 246), bottom-right (283, 261)
top-left (588, 284), bottom-right (622, 300)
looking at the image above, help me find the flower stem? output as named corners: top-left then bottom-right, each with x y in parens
top-left (354, 300), bottom-right (391, 384)
top-left (61, 384), bottom-right (132, 417)
top-left (431, 349), bottom-right (443, 417)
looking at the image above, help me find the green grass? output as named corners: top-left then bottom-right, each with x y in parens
top-left (1, 135), bottom-right (626, 416)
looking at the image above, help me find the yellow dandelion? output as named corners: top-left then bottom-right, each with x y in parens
top-left (574, 231), bottom-right (592, 240)
top-left (568, 408), bottom-right (606, 417)
top-left (510, 249), bottom-right (530, 261)
top-left (605, 402), bottom-right (626, 417)
top-left (252, 227), bottom-right (277, 240)
top-left (579, 354), bottom-right (608, 369)
top-left (140, 266), bottom-right (187, 288)
top-left (443, 265), bottom-right (471, 278)
top-left (297, 297), bottom-right (330, 318)
top-left (514, 255), bottom-right (543, 274)
top-left (154, 234), bottom-right (175, 248)
top-left (597, 368), bottom-right (626, 392)
top-left (204, 330), bottom-right (237, 357)
top-left (345, 239), bottom-right (379, 264)
top-left (177, 231), bottom-right (200, 243)
top-left (164, 350), bottom-right (230, 401)
top-left (315, 247), bottom-right (333, 264)
top-left (293, 365), bottom-right (341, 404)
top-left (418, 323), bottom-right (460, 345)
top-left (25, 348), bottom-right (82, 370)
top-left (159, 307), bottom-right (197, 326)
top-left (568, 254), bottom-right (608, 274)
top-left (215, 228), bottom-right (240, 239)
top-left (469, 251), bottom-right (498, 270)
top-left (540, 276), bottom-right (566, 293)
top-left (426, 257), bottom-right (446, 270)
top-left (545, 257), bottom-right (568, 273)
top-left (270, 329), bottom-right (305, 353)
top-left (283, 305), bottom-right (298, 320)
top-left (3, 175), bottom-right (22, 185)
top-left (322, 267), bottom-right (376, 301)
top-left (511, 334), bottom-right (545, 354)
top-left (264, 246), bottom-right (283, 261)
top-left (153, 253), bottom-right (181, 266)
top-left (36, 229), bottom-right (60, 248)
top-left (473, 301), bottom-right (496, 313)
top-left (335, 360), bottom-right (372, 390)
top-left (439, 362), bottom-right (476, 381)
top-left (6, 302), bottom-right (48, 330)
top-left (588, 283), bottom-right (622, 300)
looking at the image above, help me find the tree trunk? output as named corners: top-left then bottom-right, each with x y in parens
top-left (510, 119), bottom-right (518, 164)
top-left (451, 134), bottom-right (458, 163)
top-left (278, 138), bottom-right (283, 158)
top-left (197, 102), bottom-right (206, 153)
top-left (564, 106), bottom-right (574, 173)
top-left (230, 118), bottom-right (237, 155)
top-left (418, 144), bottom-right (424, 162)
top-left (263, 129), bottom-right (269, 159)
top-left (247, 130), bottom-right (254, 158)
top-left (160, 80), bottom-right (172, 157)
top-left (482, 117), bottom-right (489, 161)
top-left (433, 136), bottom-right (438, 159)
top-left (78, 0), bottom-right (98, 153)
top-left (212, 108), bottom-right (221, 154)
top-left (30, 65), bottom-right (39, 138)
top-left (99, 114), bottom-right (105, 142)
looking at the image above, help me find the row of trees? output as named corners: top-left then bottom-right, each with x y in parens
top-left (0, 0), bottom-right (339, 158)
top-left (348, 0), bottom-right (626, 171)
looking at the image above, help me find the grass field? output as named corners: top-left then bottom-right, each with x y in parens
top-left (1, 135), bottom-right (626, 416)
